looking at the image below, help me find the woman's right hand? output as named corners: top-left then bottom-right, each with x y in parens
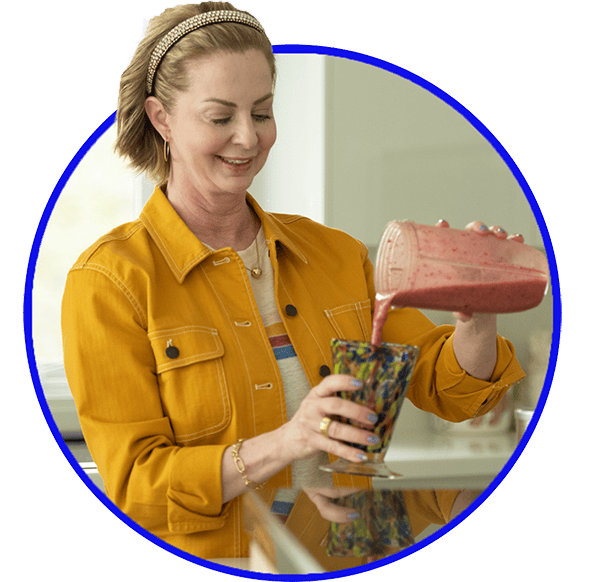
top-left (277, 375), bottom-right (379, 464)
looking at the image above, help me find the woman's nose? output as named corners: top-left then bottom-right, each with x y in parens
top-left (232, 116), bottom-right (259, 149)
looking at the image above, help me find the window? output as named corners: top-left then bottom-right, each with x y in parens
top-left (32, 122), bottom-right (152, 437)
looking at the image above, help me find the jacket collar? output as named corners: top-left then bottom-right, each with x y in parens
top-left (247, 193), bottom-right (308, 266)
top-left (140, 186), bottom-right (307, 283)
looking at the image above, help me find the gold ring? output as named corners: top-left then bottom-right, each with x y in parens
top-left (320, 416), bottom-right (332, 439)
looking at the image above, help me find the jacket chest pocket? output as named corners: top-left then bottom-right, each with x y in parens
top-left (324, 300), bottom-right (373, 342)
top-left (149, 326), bottom-right (231, 445)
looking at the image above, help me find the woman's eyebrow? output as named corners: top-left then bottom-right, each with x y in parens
top-left (253, 93), bottom-right (274, 105)
top-left (203, 93), bottom-right (273, 107)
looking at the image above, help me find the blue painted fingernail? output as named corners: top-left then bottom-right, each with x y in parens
top-left (367, 435), bottom-right (380, 445)
top-left (357, 453), bottom-right (367, 461)
top-left (368, 413), bottom-right (379, 423)
top-left (479, 224), bottom-right (488, 231)
top-left (348, 512), bottom-right (360, 520)
top-left (498, 227), bottom-right (505, 233)
top-left (350, 379), bottom-right (363, 388)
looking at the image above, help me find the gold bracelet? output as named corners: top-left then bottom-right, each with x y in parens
top-left (231, 439), bottom-right (263, 490)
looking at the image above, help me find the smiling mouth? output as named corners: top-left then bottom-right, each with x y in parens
top-left (218, 156), bottom-right (253, 167)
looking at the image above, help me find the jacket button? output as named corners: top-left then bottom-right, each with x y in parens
top-left (166, 345), bottom-right (180, 359)
top-left (285, 304), bottom-right (298, 317)
top-left (319, 365), bottom-right (331, 377)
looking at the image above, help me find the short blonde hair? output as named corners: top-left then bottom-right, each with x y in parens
top-left (114, 2), bottom-right (275, 184)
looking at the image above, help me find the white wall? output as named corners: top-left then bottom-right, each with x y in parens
top-left (250, 54), bottom-right (326, 223)
top-left (323, 55), bottom-right (543, 250)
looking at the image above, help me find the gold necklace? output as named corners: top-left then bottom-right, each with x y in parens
top-left (246, 236), bottom-right (262, 278)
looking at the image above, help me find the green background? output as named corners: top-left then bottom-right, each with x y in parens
top-left (11, 0), bottom-right (598, 582)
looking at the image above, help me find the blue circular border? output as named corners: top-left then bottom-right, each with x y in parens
top-left (23, 44), bottom-right (561, 580)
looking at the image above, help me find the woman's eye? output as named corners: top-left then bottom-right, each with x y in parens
top-left (210, 114), bottom-right (272, 126)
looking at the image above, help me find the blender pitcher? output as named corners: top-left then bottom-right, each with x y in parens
top-left (374, 220), bottom-right (549, 315)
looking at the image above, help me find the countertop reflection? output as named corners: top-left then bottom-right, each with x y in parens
top-left (67, 432), bottom-right (521, 574)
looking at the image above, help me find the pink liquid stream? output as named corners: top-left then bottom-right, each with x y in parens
top-left (371, 278), bottom-right (547, 346)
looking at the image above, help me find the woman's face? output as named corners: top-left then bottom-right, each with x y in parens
top-left (164, 50), bottom-right (276, 199)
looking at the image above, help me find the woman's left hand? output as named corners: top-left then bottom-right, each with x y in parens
top-left (437, 218), bottom-right (524, 242)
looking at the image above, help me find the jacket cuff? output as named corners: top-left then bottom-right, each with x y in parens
top-left (167, 444), bottom-right (230, 533)
top-left (437, 334), bottom-right (526, 419)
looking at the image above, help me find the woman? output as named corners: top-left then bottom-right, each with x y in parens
top-left (62, 1), bottom-right (525, 565)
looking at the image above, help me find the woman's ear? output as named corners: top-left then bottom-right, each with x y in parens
top-left (145, 96), bottom-right (170, 140)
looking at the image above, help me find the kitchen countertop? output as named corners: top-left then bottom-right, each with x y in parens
top-left (374, 432), bottom-right (518, 489)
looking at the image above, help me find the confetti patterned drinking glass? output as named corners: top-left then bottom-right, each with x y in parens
top-left (326, 490), bottom-right (414, 559)
top-left (319, 339), bottom-right (419, 479)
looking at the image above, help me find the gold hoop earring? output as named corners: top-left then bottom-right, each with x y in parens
top-left (163, 139), bottom-right (170, 163)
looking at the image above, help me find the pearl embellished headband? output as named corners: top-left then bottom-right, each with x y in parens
top-left (146, 10), bottom-right (267, 94)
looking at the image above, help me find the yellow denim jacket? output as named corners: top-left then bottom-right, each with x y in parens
top-left (62, 187), bottom-right (524, 559)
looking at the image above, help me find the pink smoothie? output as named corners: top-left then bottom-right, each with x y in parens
top-left (371, 294), bottom-right (394, 346)
top-left (371, 277), bottom-right (547, 346)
